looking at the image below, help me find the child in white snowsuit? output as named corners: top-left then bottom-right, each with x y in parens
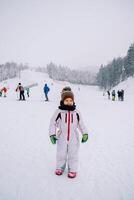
top-left (49, 89), bottom-right (88, 178)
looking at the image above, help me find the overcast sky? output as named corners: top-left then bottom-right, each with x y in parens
top-left (0, 0), bottom-right (134, 70)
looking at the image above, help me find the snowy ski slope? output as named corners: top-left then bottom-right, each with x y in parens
top-left (0, 69), bottom-right (134, 200)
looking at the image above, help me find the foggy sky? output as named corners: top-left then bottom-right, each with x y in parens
top-left (0, 0), bottom-right (134, 70)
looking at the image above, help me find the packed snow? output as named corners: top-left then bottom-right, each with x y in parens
top-left (0, 70), bottom-right (134, 200)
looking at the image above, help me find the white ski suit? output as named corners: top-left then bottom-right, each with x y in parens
top-left (49, 108), bottom-right (88, 172)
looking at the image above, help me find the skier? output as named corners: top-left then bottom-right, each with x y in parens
top-left (0, 90), bottom-right (2, 97)
top-left (16, 83), bottom-right (25, 101)
top-left (117, 90), bottom-right (121, 101)
top-left (49, 89), bottom-right (88, 178)
top-left (121, 89), bottom-right (124, 101)
top-left (107, 91), bottom-right (110, 99)
top-left (43, 83), bottom-right (50, 101)
top-left (25, 87), bottom-right (30, 97)
top-left (112, 90), bottom-right (116, 101)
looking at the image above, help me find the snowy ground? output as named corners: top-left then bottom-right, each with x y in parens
top-left (0, 70), bottom-right (134, 200)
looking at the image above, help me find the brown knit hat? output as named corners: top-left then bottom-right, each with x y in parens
top-left (62, 86), bottom-right (71, 93)
top-left (61, 91), bottom-right (74, 102)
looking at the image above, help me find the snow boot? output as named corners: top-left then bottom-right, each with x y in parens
top-left (68, 172), bottom-right (77, 178)
top-left (55, 169), bottom-right (63, 176)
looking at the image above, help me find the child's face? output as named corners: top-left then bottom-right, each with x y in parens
top-left (64, 98), bottom-right (73, 106)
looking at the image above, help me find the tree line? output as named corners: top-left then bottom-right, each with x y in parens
top-left (0, 62), bottom-right (28, 82)
top-left (97, 43), bottom-right (134, 90)
top-left (46, 62), bottom-right (97, 85)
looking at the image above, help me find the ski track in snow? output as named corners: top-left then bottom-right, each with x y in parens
top-left (0, 70), bottom-right (134, 200)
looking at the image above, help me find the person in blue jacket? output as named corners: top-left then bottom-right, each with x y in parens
top-left (44, 83), bottom-right (50, 101)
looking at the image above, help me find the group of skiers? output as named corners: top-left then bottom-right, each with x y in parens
top-left (15, 82), bottom-right (50, 101)
top-left (0, 82), bottom-right (50, 101)
top-left (107, 89), bottom-right (124, 101)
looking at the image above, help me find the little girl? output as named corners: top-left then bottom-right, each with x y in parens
top-left (49, 89), bottom-right (88, 178)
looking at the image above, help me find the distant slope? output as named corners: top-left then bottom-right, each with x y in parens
top-left (114, 77), bottom-right (134, 95)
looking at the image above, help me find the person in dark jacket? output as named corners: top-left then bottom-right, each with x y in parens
top-left (0, 90), bottom-right (2, 97)
top-left (16, 83), bottom-right (25, 100)
top-left (120, 89), bottom-right (124, 101)
top-left (43, 83), bottom-right (50, 101)
top-left (117, 90), bottom-right (121, 101)
top-left (107, 91), bottom-right (110, 99)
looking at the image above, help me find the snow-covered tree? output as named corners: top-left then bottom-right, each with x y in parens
top-left (46, 62), bottom-right (97, 85)
top-left (0, 62), bottom-right (29, 82)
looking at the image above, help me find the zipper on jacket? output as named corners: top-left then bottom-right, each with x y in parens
top-left (71, 114), bottom-right (73, 123)
top-left (65, 113), bottom-right (67, 123)
top-left (67, 111), bottom-right (71, 141)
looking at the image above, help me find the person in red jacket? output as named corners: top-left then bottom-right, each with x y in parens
top-left (1, 87), bottom-right (7, 97)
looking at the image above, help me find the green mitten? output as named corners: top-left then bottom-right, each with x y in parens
top-left (50, 135), bottom-right (57, 144)
top-left (81, 133), bottom-right (88, 143)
